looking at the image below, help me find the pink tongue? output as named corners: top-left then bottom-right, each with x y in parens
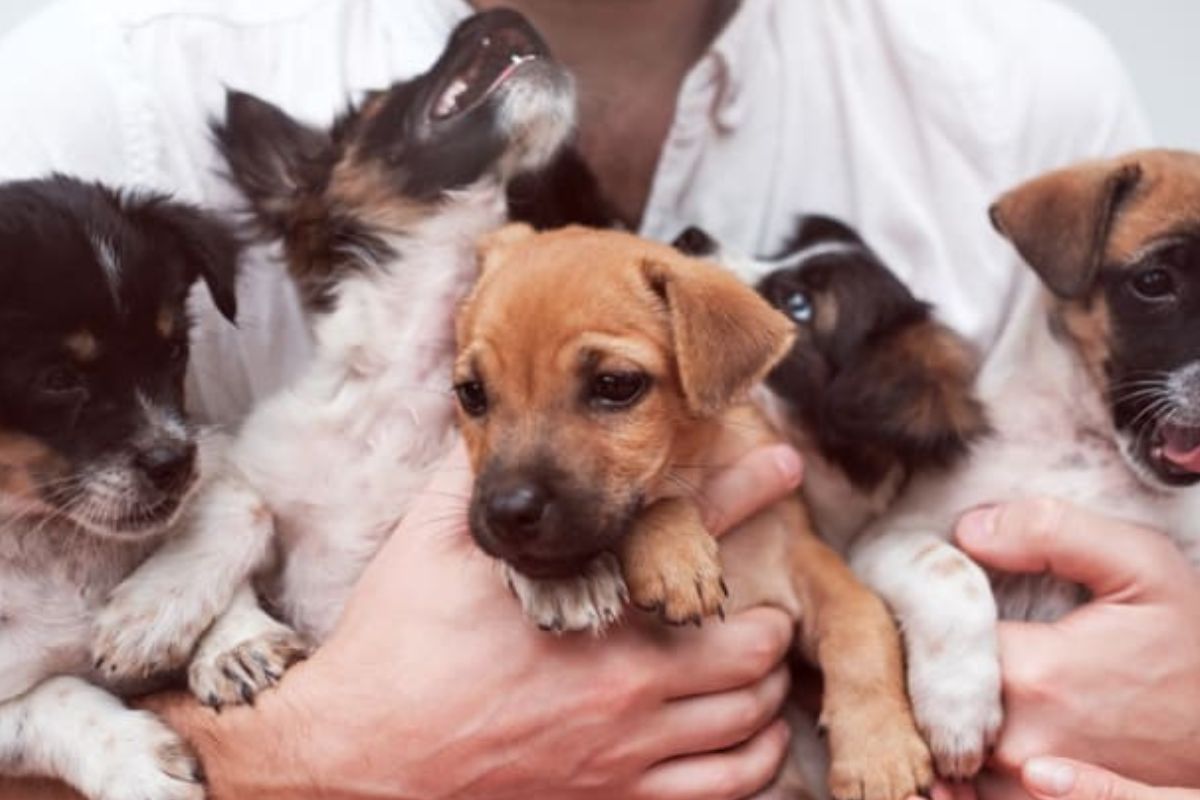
top-left (1163, 426), bottom-right (1200, 473)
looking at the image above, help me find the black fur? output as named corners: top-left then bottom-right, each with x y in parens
top-left (0, 176), bottom-right (240, 525)
top-left (674, 216), bottom-right (986, 491)
top-left (506, 146), bottom-right (618, 230)
top-left (213, 8), bottom-right (568, 312)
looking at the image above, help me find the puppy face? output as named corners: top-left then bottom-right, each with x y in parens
top-left (0, 177), bottom-right (239, 538)
top-left (214, 8), bottom-right (575, 312)
top-left (454, 225), bottom-right (793, 578)
top-left (675, 217), bottom-right (987, 489)
top-left (992, 150), bottom-right (1200, 487)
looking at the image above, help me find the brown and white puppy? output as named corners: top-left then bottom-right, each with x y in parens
top-left (675, 217), bottom-right (988, 552)
top-left (454, 224), bottom-right (932, 800)
top-left (847, 150), bottom-right (1200, 778)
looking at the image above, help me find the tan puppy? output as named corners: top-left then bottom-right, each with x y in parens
top-left (454, 224), bottom-right (932, 800)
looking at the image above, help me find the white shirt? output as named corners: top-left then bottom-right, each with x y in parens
top-left (0, 0), bottom-right (1150, 426)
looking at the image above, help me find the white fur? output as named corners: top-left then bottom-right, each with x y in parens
top-left (848, 276), bottom-right (1200, 777)
top-left (0, 437), bottom-right (220, 798)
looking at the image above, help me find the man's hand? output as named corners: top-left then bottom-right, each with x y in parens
top-left (953, 497), bottom-right (1200, 794)
top-left (1022, 758), bottom-right (1200, 800)
top-left (144, 442), bottom-right (804, 800)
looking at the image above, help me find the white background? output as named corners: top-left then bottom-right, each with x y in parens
top-left (1, 0), bottom-right (1198, 149)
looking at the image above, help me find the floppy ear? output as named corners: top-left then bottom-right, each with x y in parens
top-left (643, 254), bottom-right (795, 416)
top-left (989, 159), bottom-right (1142, 298)
top-left (476, 222), bottom-right (536, 275)
top-left (131, 198), bottom-right (241, 323)
top-left (211, 89), bottom-right (331, 236)
top-left (827, 319), bottom-right (988, 471)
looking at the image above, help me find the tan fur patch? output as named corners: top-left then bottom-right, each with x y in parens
top-left (64, 330), bottom-right (99, 362)
top-left (889, 321), bottom-right (986, 441)
top-left (329, 155), bottom-right (433, 233)
top-left (156, 308), bottom-right (177, 339)
top-left (1105, 150), bottom-right (1200, 264)
top-left (1056, 294), bottom-right (1112, 386)
top-left (0, 431), bottom-right (64, 502)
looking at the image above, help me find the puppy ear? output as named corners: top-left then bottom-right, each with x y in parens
top-left (477, 222), bottom-right (536, 274)
top-left (643, 254), bottom-right (795, 415)
top-left (827, 319), bottom-right (988, 470)
top-left (130, 198), bottom-right (241, 323)
top-left (211, 90), bottom-right (331, 235)
top-left (990, 159), bottom-right (1142, 298)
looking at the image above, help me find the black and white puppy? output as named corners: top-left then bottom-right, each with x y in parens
top-left (96, 9), bottom-right (578, 709)
top-left (674, 217), bottom-right (987, 550)
top-left (0, 177), bottom-right (237, 800)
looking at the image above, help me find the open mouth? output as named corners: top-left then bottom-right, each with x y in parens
top-left (1152, 421), bottom-right (1200, 476)
top-left (430, 12), bottom-right (548, 122)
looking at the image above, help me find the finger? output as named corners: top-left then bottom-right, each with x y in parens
top-left (638, 665), bottom-right (789, 761)
top-left (954, 497), bottom-right (1174, 598)
top-left (398, 441), bottom-right (474, 534)
top-left (930, 779), bottom-right (982, 800)
top-left (635, 718), bottom-right (791, 800)
top-left (977, 769), bottom-right (1036, 800)
top-left (700, 444), bottom-right (803, 536)
top-left (1023, 757), bottom-right (1199, 800)
top-left (652, 607), bottom-right (793, 698)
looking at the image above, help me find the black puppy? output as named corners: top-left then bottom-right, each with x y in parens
top-left (0, 176), bottom-right (237, 800)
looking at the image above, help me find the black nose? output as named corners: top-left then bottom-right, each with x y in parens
top-left (486, 481), bottom-right (551, 543)
top-left (135, 442), bottom-right (196, 492)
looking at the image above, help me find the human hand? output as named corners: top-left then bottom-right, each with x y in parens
top-left (1021, 757), bottom-right (1200, 800)
top-left (160, 441), bottom-right (804, 800)
top-left (954, 498), bottom-right (1200, 793)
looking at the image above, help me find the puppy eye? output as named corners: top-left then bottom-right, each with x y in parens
top-left (168, 340), bottom-right (188, 364)
top-left (1129, 268), bottom-right (1177, 302)
top-left (454, 380), bottom-right (489, 417)
top-left (590, 371), bottom-right (649, 409)
top-left (36, 365), bottom-right (85, 397)
top-left (784, 290), bottom-right (814, 323)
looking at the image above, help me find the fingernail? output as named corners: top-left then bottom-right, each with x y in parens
top-left (773, 446), bottom-right (803, 488)
top-left (958, 504), bottom-right (998, 543)
top-left (1025, 758), bottom-right (1077, 797)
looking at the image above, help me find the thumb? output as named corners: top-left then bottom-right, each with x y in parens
top-left (1023, 757), bottom-right (1199, 800)
top-left (954, 497), bottom-right (1167, 599)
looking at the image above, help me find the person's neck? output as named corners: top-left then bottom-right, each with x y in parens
top-left (472, 1), bottom-right (731, 79)
top-left (471, 0), bottom-right (737, 227)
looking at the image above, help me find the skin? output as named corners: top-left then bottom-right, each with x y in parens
top-left (948, 498), bottom-right (1200, 799)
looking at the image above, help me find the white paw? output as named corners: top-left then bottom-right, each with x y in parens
top-left (84, 710), bottom-right (206, 800)
top-left (92, 584), bottom-right (215, 684)
top-left (505, 552), bottom-right (628, 633)
top-left (189, 625), bottom-right (309, 709)
top-left (908, 650), bottom-right (1003, 779)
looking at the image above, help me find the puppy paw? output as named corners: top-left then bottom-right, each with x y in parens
top-left (189, 625), bottom-right (309, 710)
top-left (84, 710), bottom-right (206, 800)
top-left (506, 553), bottom-right (628, 633)
top-left (825, 707), bottom-right (933, 800)
top-left (92, 584), bottom-right (215, 684)
top-left (622, 525), bottom-right (725, 626)
top-left (909, 651), bottom-right (1002, 780)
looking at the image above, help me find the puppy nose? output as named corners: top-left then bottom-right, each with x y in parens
top-left (135, 442), bottom-right (196, 492)
top-left (486, 482), bottom-right (550, 542)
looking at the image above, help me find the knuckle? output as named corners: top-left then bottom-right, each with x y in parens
top-left (727, 691), bottom-right (765, 738)
top-left (1016, 496), bottom-right (1070, 542)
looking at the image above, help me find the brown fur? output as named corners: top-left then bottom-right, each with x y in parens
top-left (63, 331), bottom-right (99, 363)
top-left (456, 225), bottom-right (932, 800)
top-left (991, 148), bottom-right (1200, 382)
top-left (0, 431), bottom-right (65, 505)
